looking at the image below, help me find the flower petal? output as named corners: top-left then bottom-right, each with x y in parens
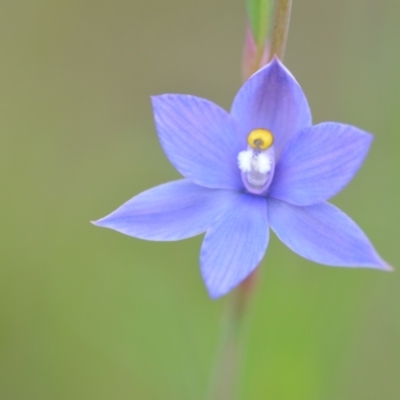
top-left (268, 198), bottom-right (390, 270)
top-left (200, 194), bottom-right (269, 298)
top-left (269, 122), bottom-right (373, 206)
top-left (93, 180), bottom-right (239, 241)
top-left (230, 58), bottom-right (312, 158)
top-left (152, 95), bottom-right (244, 190)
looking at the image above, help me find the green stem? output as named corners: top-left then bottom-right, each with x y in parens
top-left (208, 3), bottom-right (294, 398)
top-left (269, 0), bottom-right (292, 60)
top-left (207, 271), bottom-right (258, 400)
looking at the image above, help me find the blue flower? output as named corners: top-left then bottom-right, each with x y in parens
top-left (94, 59), bottom-right (390, 298)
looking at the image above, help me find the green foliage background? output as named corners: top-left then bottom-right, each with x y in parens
top-left (1, 1), bottom-right (399, 399)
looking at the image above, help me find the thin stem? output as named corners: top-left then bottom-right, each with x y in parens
top-left (269, 0), bottom-right (292, 60)
top-left (242, 0), bottom-right (292, 79)
top-left (207, 271), bottom-right (258, 400)
top-left (208, 3), bottom-right (294, 397)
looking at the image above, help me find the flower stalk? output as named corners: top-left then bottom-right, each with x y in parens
top-left (209, 2), bottom-right (294, 398)
top-left (243, 0), bottom-right (292, 79)
top-left (207, 271), bottom-right (258, 400)
top-left (269, 0), bottom-right (292, 61)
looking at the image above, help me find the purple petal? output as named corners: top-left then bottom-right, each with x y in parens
top-left (268, 198), bottom-right (391, 270)
top-left (152, 95), bottom-right (244, 190)
top-left (269, 123), bottom-right (373, 206)
top-left (231, 58), bottom-right (312, 159)
top-left (93, 180), bottom-right (239, 241)
top-left (200, 194), bottom-right (269, 298)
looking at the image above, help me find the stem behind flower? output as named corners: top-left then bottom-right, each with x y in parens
top-left (208, 2), bottom-right (293, 398)
top-left (207, 271), bottom-right (257, 400)
top-left (269, 0), bottom-right (292, 60)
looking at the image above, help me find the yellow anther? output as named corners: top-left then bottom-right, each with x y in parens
top-left (247, 129), bottom-right (274, 150)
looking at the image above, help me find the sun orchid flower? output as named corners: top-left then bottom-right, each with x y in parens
top-left (94, 59), bottom-right (391, 299)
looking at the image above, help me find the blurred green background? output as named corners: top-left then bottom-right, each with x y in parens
top-left (1, 1), bottom-right (399, 399)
